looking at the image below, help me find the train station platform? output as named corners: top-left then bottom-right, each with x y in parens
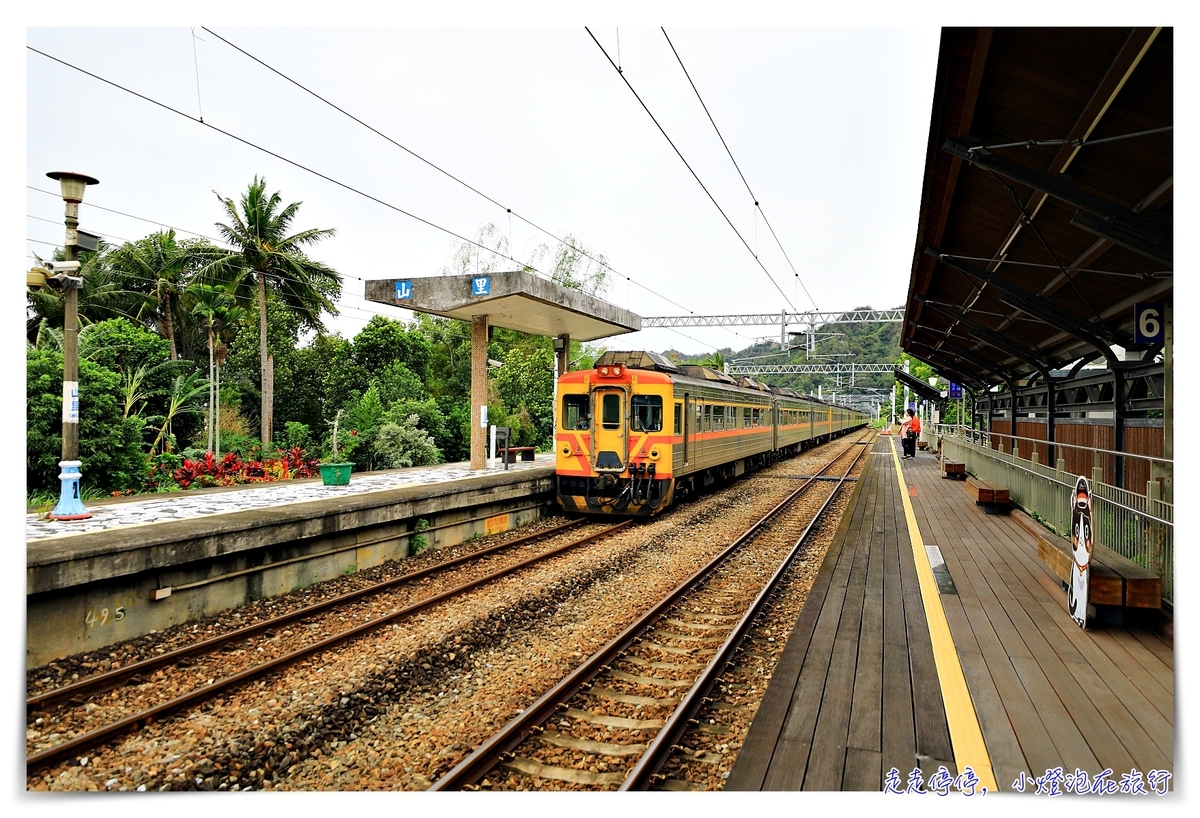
top-left (26, 456), bottom-right (555, 667)
top-left (728, 435), bottom-right (1173, 794)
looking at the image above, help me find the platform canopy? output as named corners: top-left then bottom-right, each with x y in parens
top-left (894, 367), bottom-right (944, 404)
top-left (364, 270), bottom-right (641, 341)
top-left (903, 27), bottom-right (1172, 390)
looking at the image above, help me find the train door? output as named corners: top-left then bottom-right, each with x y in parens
top-left (772, 401), bottom-right (779, 451)
top-left (683, 393), bottom-right (691, 465)
top-left (591, 386), bottom-right (626, 472)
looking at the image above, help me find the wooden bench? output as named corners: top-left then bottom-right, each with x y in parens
top-left (501, 446), bottom-right (536, 463)
top-left (941, 459), bottom-right (965, 480)
top-left (965, 476), bottom-right (1010, 513)
top-left (1036, 532), bottom-right (1161, 616)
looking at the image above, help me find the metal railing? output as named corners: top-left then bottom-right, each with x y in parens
top-left (936, 424), bottom-right (1173, 608)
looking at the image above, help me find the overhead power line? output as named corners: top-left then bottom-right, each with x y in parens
top-left (199, 27), bottom-right (749, 344)
top-left (660, 27), bottom-right (818, 311)
top-left (27, 45), bottom-right (552, 282)
top-left (584, 26), bottom-right (799, 315)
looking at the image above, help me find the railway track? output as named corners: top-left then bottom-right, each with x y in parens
top-left (26, 518), bottom-right (630, 772)
top-left (430, 430), bottom-right (873, 791)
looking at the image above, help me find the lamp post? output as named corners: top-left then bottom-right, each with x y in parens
top-left (47, 170), bottom-right (99, 521)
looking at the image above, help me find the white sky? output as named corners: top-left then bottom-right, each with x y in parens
top-left (8, 2), bottom-right (1195, 813)
top-left (19, 19), bottom-right (944, 357)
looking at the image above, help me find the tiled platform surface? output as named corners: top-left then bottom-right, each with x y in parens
top-left (26, 455), bottom-right (554, 542)
top-left (728, 436), bottom-right (1173, 792)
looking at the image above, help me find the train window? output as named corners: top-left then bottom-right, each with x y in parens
top-left (601, 393), bottom-right (622, 429)
top-left (673, 402), bottom-right (682, 435)
top-left (631, 395), bottom-right (663, 432)
top-left (751, 407), bottom-right (760, 427)
top-left (563, 394), bottom-right (590, 430)
top-left (743, 407), bottom-right (751, 428)
top-left (714, 405), bottom-right (724, 430)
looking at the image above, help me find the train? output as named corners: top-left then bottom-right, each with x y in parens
top-left (555, 351), bottom-right (870, 516)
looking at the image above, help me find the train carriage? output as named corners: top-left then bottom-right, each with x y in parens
top-left (556, 351), bottom-right (869, 517)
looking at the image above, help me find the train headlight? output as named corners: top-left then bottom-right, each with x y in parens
top-left (648, 448), bottom-right (660, 460)
top-left (561, 445), bottom-right (573, 456)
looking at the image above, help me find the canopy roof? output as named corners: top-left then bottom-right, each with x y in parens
top-left (365, 270), bottom-right (640, 342)
top-left (903, 28), bottom-right (1172, 390)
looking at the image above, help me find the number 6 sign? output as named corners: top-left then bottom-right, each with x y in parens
top-left (1134, 302), bottom-right (1165, 344)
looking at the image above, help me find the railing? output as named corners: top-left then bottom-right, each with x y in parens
top-left (936, 424), bottom-right (1173, 608)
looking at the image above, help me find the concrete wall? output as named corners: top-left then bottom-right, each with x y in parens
top-left (27, 468), bottom-right (555, 668)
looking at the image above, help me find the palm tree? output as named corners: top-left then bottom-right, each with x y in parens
top-left (26, 244), bottom-right (143, 341)
top-left (146, 370), bottom-right (209, 457)
top-left (108, 230), bottom-right (196, 360)
top-left (200, 177), bottom-right (341, 449)
top-left (188, 283), bottom-right (239, 452)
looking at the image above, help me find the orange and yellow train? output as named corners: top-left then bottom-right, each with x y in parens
top-left (555, 351), bottom-right (869, 516)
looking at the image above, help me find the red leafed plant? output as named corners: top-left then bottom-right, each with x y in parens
top-left (164, 447), bottom-right (317, 490)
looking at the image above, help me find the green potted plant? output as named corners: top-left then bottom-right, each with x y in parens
top-left (320, 409), bottom-right (355, 486)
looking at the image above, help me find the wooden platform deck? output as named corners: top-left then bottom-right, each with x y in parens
top-left (727, 436), bottom-right (1173, 793)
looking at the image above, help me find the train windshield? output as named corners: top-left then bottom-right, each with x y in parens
top-left (562, 394), bottom-right (590, 430)
top-left (631, 395), bottom-right (663, 432)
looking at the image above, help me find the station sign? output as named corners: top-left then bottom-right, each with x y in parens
top-left (1134, 302), bottom-right (1165, 344)
top-left (471, 276), bottom-right (491, 296)
top-left (948, 382), bottom-right (963, 399)
top-left (395, 280), bottom-right (413, 301)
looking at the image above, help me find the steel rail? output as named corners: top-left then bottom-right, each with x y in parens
top-left (28, 518), bottom-right (587, 713)
top-left (428, 431), bottom-right (872, 791)
top-left (27, 520), bottom-right (629, 772)
top-left (620, 435), bottom-right (870, 789)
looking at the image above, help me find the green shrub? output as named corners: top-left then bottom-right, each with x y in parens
top-left (27, 348), bottom-right (148, 495)
top-left (375, 415), bottom-right (442, 469)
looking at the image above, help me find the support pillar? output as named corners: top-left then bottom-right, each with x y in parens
top-left (1163, 300), bottom-right (1172, 503)
top-left (471, 314), bottom-right (489, 470)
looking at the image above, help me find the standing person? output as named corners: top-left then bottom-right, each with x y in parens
top-left (901, 407), bottom-right (920, 458)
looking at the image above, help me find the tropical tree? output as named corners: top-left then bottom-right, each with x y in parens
top-left (188, 283), bottom-right (237, 452)
top-left (26, 243), bottom-right (142, 341)
top-left (108, 230), bottom-right (197, 359)
top-left (146, 370), bottom-right (209, 457)
top-left (201, 176), bottom-right (341, 450)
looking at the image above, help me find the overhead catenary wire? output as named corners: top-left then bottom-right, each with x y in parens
top-left (660, 27), bottom-right (819, 311)
top-left (28, 43), bottom-right (749, 354)
top-left (27, 45), bottom-right (552, 284)
top-left (584, 27), bottom-right (799, 315)
top-left (197, 27), bottom-right (749, 344)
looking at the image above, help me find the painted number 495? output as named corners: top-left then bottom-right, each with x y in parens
top-left (85, 607), bottom-right (125, 628)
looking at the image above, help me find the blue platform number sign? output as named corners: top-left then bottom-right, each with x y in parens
top-left (471, 276), bottom-right (490, 296)
top-left (1134, 302), bottom-right (1165, 344)
top-left (948, 382), bottom-right (963, 399)
top-left (395, 280), bottom-right (413, 301)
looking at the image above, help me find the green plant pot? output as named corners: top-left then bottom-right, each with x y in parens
top-left (320, 462), bottom-right (354, 486)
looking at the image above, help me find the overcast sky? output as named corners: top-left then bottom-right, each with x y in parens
top-left (22, 22), bottom-right (940, 357)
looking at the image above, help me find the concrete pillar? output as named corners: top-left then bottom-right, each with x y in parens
top-left (471, 315), bottom-right (489, 470)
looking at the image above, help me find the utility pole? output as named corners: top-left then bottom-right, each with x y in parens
top-left (46, 171), bottom-right (99, 520)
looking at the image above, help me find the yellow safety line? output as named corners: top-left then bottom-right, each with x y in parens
top-left (889, 436), bottom-right (998, 793)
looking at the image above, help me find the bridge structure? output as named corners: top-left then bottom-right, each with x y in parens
top-left (641, 308), bottom-right (903, 348)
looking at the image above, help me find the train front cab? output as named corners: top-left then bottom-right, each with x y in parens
top-left (555, 363), bottom-right (676, 516)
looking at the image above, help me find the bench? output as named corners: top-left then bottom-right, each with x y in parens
top-left (501, 446), bottom-right (536, 463)
top-left (941, 459), bottom-right (965, 479)
top-left (1036, 532), bottom-right (1161, 619)
top-left (965, 476), bottom-right (1010, 513)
